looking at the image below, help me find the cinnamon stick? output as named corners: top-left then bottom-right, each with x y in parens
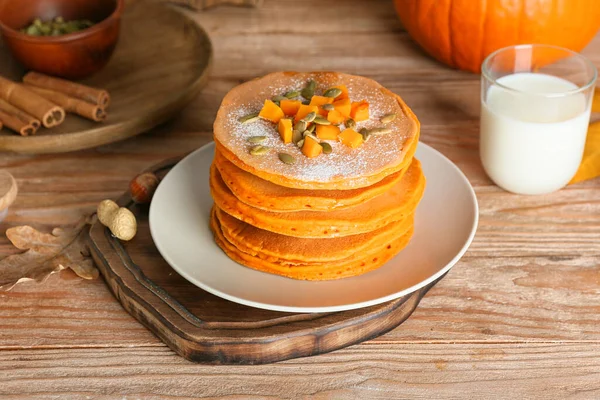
top-left (0, 76), bottom-right (65, 128)
top-left (26, 86), bottom-right (107, 122)
top-left (0, 109), bottom-right (37, 136)
top-left (0, 99), bottom-right (40, 130)
top-left (23, 72), bottom-right (110, 109)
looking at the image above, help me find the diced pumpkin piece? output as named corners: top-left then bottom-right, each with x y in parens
top-left (350, 101), bottom-right (369, 122)
top-left (310, 95), bottom-right (335, 116)
top-left (295, 105), bottom-right (319, 122)
top-left (332, 98), bottom-right (351, 118)
top-left (280, 99), bottom-right (301, 116)
top-left (331, 85), bottom-right (349, 100)
top-left (339, 128), bottom-right (364, 148)
top-left (302, 135), bottom-right (323, 158)
top-left (327, 109), bottom-right (346, 125)
top-left (309, 95), bottom-right (334, 108)
top-left (259, 99), bottom-right (285, 123)
top-left (278, 118), bottom-right (293, 144)
top-left (316, 124), bottom-right (340, 140)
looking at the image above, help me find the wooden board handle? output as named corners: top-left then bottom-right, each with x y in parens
top-left (164, 0), bottom-right (262, 10)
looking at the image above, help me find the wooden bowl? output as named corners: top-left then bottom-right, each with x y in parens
top-left (0, 0), bottom-right (124, 80)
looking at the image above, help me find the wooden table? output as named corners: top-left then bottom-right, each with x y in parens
top-left (2, 1), bottom-right (600, 398)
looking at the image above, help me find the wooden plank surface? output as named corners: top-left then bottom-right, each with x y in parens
top-left (1, 344), bottom-right (600, 399)
top-left (1, 0), bottom-right (600, 397)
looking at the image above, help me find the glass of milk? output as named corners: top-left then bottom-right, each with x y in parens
top-left (480, 44), bottom-right (597, 195)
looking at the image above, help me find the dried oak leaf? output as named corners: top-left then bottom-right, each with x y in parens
top-left (0, 219), bottom-right (98, 291)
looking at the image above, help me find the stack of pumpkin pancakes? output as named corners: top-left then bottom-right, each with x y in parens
top-left (210, 72), bottom-right (425, 281)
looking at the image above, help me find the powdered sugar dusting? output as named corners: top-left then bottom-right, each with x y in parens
top-left (215, 72), bottom-right (417, 183)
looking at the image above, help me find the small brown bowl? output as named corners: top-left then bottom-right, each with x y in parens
top-left (0, 0), bottom-right (124, 80)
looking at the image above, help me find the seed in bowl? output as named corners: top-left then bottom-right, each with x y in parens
top-left (21, 17), bottom-right (95, 37)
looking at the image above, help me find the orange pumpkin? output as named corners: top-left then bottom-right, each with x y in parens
top-left (394, 0), bottom-right (600, 73)
top-left (339, 128), bottom-right (363, 148)
top-left (350, 101), bottom-right (369, 122)
top-left (259, 100), bottom-right (284, 123)
top-left (316, 124), bottom-right (340, 140)
top-left (280, 99), bottom-right (301, 116)
top-left (295, 105), bottom-right (319, 122)
top-left (333, 98), bottom-right (351, 118)
top-left (278, 118), bottom-right (293, 144)
top-left (302, 136), bottom-right (323, 158)
top-left (326, 109), bottom-right (346, 125)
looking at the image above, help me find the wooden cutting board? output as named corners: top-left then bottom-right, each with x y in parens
top-left (0, 1), bottom-right (212, 153)
top-left (87, 157), bottom-right (445, 365)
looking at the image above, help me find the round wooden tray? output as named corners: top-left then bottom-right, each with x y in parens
top-left (0, 1), bottom-right (212, 154)
top-left (87, 156), bottom-right (446, 365)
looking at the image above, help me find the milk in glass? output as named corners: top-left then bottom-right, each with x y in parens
top-left (480, 72), bottom-right (590, 195)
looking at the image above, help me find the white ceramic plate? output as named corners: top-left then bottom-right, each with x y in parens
top-left (149, 142), bottom-right (478, 313)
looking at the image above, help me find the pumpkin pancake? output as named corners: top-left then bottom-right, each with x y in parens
top-left (214, 206), bottom-right (413, 263)
top-left (214, 148), bottom-right (409, 212)
top-left (209, 157), bottom-right (425, 238)
top-left (213, 71), bottom-right (420, 190)
top-left (210, 207), bottom-right (415, 281)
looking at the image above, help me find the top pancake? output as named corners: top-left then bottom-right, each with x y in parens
top-left (213, 71), bottom-right (420, 190)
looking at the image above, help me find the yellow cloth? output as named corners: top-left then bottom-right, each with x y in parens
top-left (570, 121), bottom-right (600, 184)
top-left (569, 90), bottom-right (600, 184)
top-left (591, 91), bottom-right (600, 114)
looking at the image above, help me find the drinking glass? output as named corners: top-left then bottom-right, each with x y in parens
top-left (480, 44), bottom-right (597, 195)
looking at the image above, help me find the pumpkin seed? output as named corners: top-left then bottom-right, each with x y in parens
top-left (239, 112), bottom-right (259, 124)
top-left (345, 118), bottom-right (356, 129)
top-left (297, 139), bottom-right (305, 148)
top-left (301, 80), bottom-right (316, 100)
top-left (380, 113), bottom-right (397, 124)
top-left (21, 16), bottom-right (94, 37)
top-left (302, 111), bottom-right (317, 123)
top-left (302, 130), bottom-right (312, 137)
top-left (278, 153), bottom-right (296, 165)
top-left (321, 103), bottom-right (335, 111)
top-left (292, 129), bottom-right (303, 143)
top-left (359, 128), bottom-right (371, 142)
top-left (307, 124), bottom-right (316, 133)
top-left (247, 136), bottom-right (267, 144)
top-left (272, 95), bottom-right (287, 102)
top-left (320, 142), bottom-right (332, 154)
top-left (323, 88), bottom-right (342, 98)
top-left (313, 116), bottom-right (331, 125)
top-left (294, 120), bottom-right (307, 132)
top-left (370, 127), bottom-right (392, 135)
top-left (24, 25), bottom-right (41, 35)
top-left (249, 145), bottom-right (269, 156)
top-left (302, 99), bottom-right (310, 105)
top-left (284, 90), bottom-right (300, 99)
